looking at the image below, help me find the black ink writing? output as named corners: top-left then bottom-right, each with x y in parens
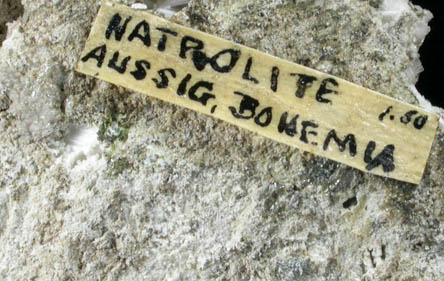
top-left (278, 112), bottom-right (299, 137)
top-left (413, 115), bottom-right (428, 130)
top-left (152, 68), bottom-right (176, 88)
top-left (254, 107), bottom-right (273, 127)
top-left (106, 13), bottom-right (132, 41)
top-left (316, 78), bottom-right (338, 104)
top-left (130, 60), bottom-right (150, 80)
top-left (364, 141), bottom-right (395, 172)
top-left (380, 106), bottom-right (428, 129)
top-left (180, 35), bottom-right (240, 73)
top-left (78, 10), bottom-right (434, 181)
top-left (108, 51), bottom-right (131, 74)
top-left (229, 92), bottom-right (259, 119)
top-left (378, 106), bottom-right (393, 121)
top-left (81, 44), bottom-right (107, 67)
top-left (128, 20), bottom-right (151, 46)
top-left (211, 105), bottom-right (217, 114)
top-left (242, 57), bottom-right (259, 84)
top-left (300, 121), bottom-right (318, 145)
top-left (323, 129), bottom-right (357, 157)
top-left (271, 67), bottom-right (280, 92)
top-left (400, 110), bottom-right (418, 124)
top-left (400, 110), bottom-right (428, 130)
top-left (180, 36), bottom-right (204, 59)
top-left (177, 73), bottom-right (192, 96)
top-left (176, 74), bottom-right (215, 105)
top-left (290, 73), bottom-right (317, 99)
top-left (188, 80), bottom-right (215, 106)
top-left (156, 27), bottom-right (178, 51)
top-left (192, 48), bottom-right (241, 73)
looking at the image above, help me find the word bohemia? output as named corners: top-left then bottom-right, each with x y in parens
top-left (76, 1), bottom-right (438, 184)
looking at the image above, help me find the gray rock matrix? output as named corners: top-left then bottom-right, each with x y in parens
top-left (0, 0), bottom-right (443, 280)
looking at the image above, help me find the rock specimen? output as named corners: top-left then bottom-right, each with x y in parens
top-left (0, 0), bottom-right (23, 46)
top-left (0, 0), bottom-right (443, 280)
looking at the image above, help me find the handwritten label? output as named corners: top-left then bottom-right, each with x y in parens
top-left (76, 1), bottom-right (439, 184)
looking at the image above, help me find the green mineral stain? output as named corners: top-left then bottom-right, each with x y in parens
top-left (109, 157), bottom-right (132, 176)
top-left (98, 115), bottom-right (130, 143)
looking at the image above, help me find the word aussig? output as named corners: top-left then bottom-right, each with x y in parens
top-left (77, 1), bottom-right (438, 184)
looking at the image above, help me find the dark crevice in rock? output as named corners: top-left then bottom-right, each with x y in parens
top-left (0, 93), bottom-right (11, 112)
top-left (342, 196), bottom-right (357, 209)
top-left (0, 0), bottom-right (24, 46)
top-left (410, 1), bottom-right (444, 108)
top-left (368, 249), bottom-right (376, 268)
top-left (381, 244), bottom-right (386, 260)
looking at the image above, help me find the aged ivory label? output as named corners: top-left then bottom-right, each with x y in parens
top-left (76, 1), bottom-right (439, 184)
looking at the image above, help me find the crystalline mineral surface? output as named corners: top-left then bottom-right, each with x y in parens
top-left (0, 0), bottom-right (443, 280)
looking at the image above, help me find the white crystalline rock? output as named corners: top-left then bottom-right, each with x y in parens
top-left (380, 0), bottom-right (411, 22)
top-left (155, 8), bottom-right (177, 17)
top-left (380, 0), bottom-right (444, 128)
top-left (158, 0), bottom-right (189, 8)
top-left (156, 0), bottom-right (190, 16)
top-left (131, 3), bottom-right (148, 10)
top-left (0, 0), bottom-right (443, 280)
top-left (63, 125), bottom-right (104, 169)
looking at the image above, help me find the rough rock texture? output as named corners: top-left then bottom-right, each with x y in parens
top-left (0, 0), bottom-right (443, 280)
top-left (0, 0), bottom-right (23, 46)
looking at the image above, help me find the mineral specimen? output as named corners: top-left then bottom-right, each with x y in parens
top-left (0, 0), bottom-right (443, 280)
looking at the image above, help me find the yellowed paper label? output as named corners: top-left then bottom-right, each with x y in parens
top-left (76, 1), bottom-right (439, 184)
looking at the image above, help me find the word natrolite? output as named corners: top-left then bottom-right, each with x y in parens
top-left (76, 1), bottom-right (439, 184)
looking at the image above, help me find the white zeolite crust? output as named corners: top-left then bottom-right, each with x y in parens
top-left (0, 0), bottom-right (443, 280)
